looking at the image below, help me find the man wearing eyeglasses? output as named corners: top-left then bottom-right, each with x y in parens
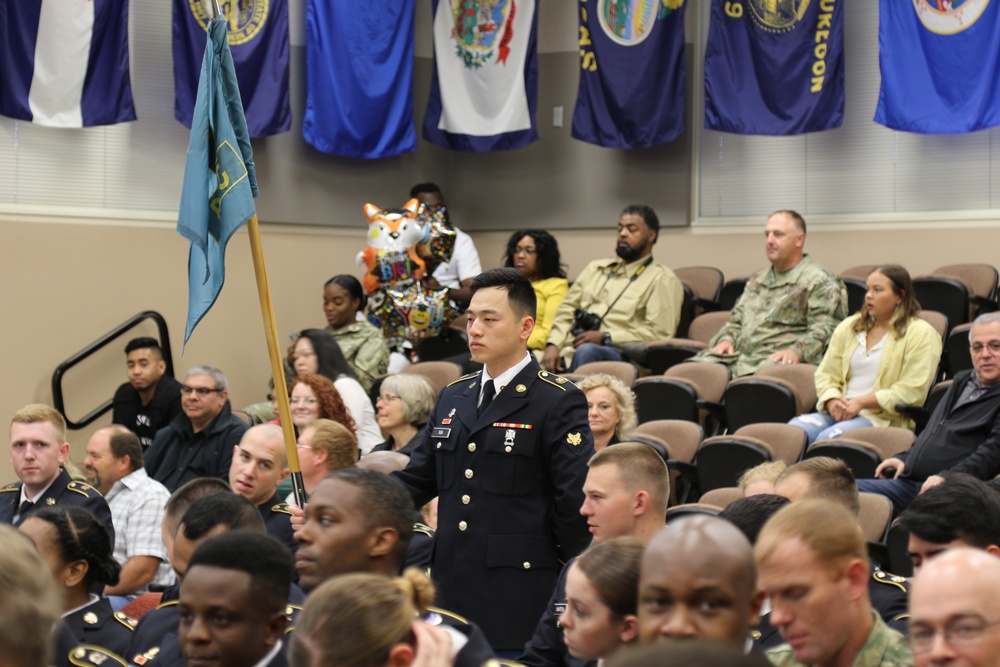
top-left (857, 313), bottom-right (1000, 514)
top-left (910, 547), bottom-right (1000, 667)
top-left (145, 365), bottom-right (248, 492)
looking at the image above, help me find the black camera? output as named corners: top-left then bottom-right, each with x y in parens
top-left (571, 309), bottom-right (602, 335)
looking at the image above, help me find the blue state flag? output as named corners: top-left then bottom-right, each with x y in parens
top-left (704, 0), bottom-right (845, 135)
top-left (173, 0), bottom-right (290, 139)
top-left (0, 0), bottom-right (135, 128)
top-left (303, 0), bottom-right (416, 158)
top-left (572, 0), bottom-right (686, 149)
top-left (178, 15), bottom-right (258, 347)
top-left (423, 0), bottom-right (539, 152)
top-left (875, 0), bottom-right (1000, 134)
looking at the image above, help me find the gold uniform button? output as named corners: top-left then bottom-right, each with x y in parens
top-left (468, 443), bottom-right (477, 452)
top-left (523, 562), bottom-right (531, 569)
top-left (505, 446), bottom-right (512, 453)
top-left (459, 521), bottom-right (468, 531)
top-left (462, 495), bottom-right (471, 504)
top-left (465, 469), bottom-right (474, 479)
top-left (436, 442), bottom-right (442, 449)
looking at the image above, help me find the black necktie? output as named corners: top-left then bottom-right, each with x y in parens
top-left (479, 380), bottom-right (496, 416)
top-left (18, 500), bottom-right (32, 516)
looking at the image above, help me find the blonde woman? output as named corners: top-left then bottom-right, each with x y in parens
top-left (577, 374), bottom-right (638, 451)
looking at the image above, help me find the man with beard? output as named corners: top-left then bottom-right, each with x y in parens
top-left (542, 205), bottom-right (684, 372)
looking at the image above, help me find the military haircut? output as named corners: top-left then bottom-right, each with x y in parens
top-left (0, 525), bottom-right (62, 667)
top-left (124, 336), bottom-right (163, 357)
top-left (187, 530), bottom-right (293, 614)
top-left (769, 209), bottom-right (806, 234)
top-left (179, 491), bottom-right (265, 541)
top-left (756, 499), bottom-right (868, 576)
top-left (775, 456), bottom-right (860, 516)
top-left (589, 442), bottom-right (670, 513)
top-left (719, 494), bottom-right (790, 545)
top-left (326, 468), bottom-right (415, 567)
top-left (164, 477), bottom-right (232, 528)
top-left (31, 505), bottom-right (121, 589)
top-left (470, 267), bottom-right (537, 321)
top-left (10, 403), bottom-right (66, 443)
top-left (899, 473), bottom-right (1000, 548)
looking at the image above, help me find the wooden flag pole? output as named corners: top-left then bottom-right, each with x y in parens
top-left (246, 214), bottom-right (308, 506)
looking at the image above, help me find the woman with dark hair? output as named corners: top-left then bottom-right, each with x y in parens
top-left (790, 264), bottom-right (942, 443)
top-left (322, 274), bottom-right (390, 391)
top-left (290, 329), bottom-right (382, 453)
top-left (19, 506), bottom-right (132, 658)
top-left (503, 230), bottom-right (569, 351)
top-left (288, 373), bottom-right (357, 436)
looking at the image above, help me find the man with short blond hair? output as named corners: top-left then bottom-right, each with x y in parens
top-left (0, 404), bottom-right (113, 540)
top-left (229, 424), bottom-right (296, 553)
top-left (757, 500), bottom-right (910, 667)
top-left (296, 419), bottom-right (358, 496)
top-left (83, 425), bottom-right (172, 594)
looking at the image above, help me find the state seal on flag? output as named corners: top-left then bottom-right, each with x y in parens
top-left (747, 0), bottom-right (810, 33)
top-left (597, 0), bottom-right (660, 45)
top-left (452, 0), bottom-right (516, 68)
top-left (190, 0), bottom-right (269, 46)
top-left (913, 0), bottom-right (990, 34)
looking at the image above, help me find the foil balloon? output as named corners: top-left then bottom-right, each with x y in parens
top-left (367, 283), bottom-right (459, 348)
top-left (417, 204), bottom-right (456, 277)
top-left (357, 198), bottom-right (428, 294)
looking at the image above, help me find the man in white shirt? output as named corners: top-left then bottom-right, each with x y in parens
top-left (83, 425), bottom-right (172, 593)
top-left (411, 182), bottom-right (483, 308)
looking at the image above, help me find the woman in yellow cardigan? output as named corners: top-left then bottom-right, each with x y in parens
top-left (789, 265), bottom-right (942, 444)
top-left (503, 230), bottom-right (570, 352)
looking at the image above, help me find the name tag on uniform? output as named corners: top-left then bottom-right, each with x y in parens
top-left (431, 427), bottom-right (452, 438)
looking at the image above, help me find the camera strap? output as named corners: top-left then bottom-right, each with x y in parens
top-left (594, 255), bottom-right (654, 323)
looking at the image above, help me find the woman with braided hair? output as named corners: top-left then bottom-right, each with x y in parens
top-left (19, 505), bottom-right (132, 658)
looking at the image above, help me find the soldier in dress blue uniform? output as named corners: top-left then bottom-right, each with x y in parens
top-left (228, 424), bottom-right (298, 554)
top-left (0, 404), bottom-right (114, 543)
top-left (393, 268), bottom-right (595, 652)
top-left (18, 506), bottom-right (136, 662)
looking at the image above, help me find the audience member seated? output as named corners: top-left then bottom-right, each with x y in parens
top-left (179, 531), bottom-right (293, 667)
top-left (578, 374), bottom-right (637, 452)
top-left (290, 569), bottom-right (456, 667)
top-left (292, 419), bottom-right (359, 499)
top-left (112, 337), bottom-right (182, 449)
top-left (293, 469), bottom-right (494, 667)
top-left (520, 443), bottom-right (669, 667)
top-left (0, 525), bottom-right (63, 667)
top-left (756, 500), bottom-right (910, 667)
top-left (789, 265), bottom-right (941, 444)
top-left (412, 182), bottom-right (483, 309)
top-left (20, 506), bottom-right (133, 658)
top-left (290, 328), bottom-right (382, 454)
top-left (228, 424), bottom-right (297, 554)
top-left (895, 473), bottom-right (1000, 575)
top-left (145, 366), bottom-right (248, 492)
top-left (543, 204), bottom-right (684, 372)
top-left (909, 548), bottom-right (1000, 667)
top-left (288, 373), bottom-right (358, 437)
top-left (322, 274), bottom-right (391, 391)
top-left (83, 426), bottom-right (172, 594)
top-left (559, 537), bottom-right (643, 664)
top-left (858, 313), bottom-right (1000, 513)
top-left (773, 457), bottom-right (910, 632)
top-left (690, 210), bottom-right (847, 376)
top-left (738, 461), bottom-right (788, 497)
top-left (371, 374), bottom-right (437, 456)
top-left (504, 229), bottom-right (570, 353)
top-left (1, 404), bottom-right (113, 541)
top-left (637, 515), bottom-right (764, 648)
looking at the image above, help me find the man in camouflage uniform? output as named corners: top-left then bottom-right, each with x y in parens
top-left (757, 500), bottom-right (912, 667)
top-left (690, 210), bottom-right (847, 376)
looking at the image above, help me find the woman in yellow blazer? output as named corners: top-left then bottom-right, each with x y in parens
top-left (503, 230), bottom-right (570, 352)
top-left (789, 265), bottom-right (942, 444)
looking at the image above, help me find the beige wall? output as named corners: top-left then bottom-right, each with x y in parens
top-left (2, 215), bottom-right (998, 482)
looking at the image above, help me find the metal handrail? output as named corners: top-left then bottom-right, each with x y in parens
top-left (52, 311), bottom-right (174, 430)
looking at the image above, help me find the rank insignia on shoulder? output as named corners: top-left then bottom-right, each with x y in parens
top-left (114, 611), bottom-right (138, 630)
top-left (67, 481), bottom-right (98, 497)
top-left (567, 433), bottom-right (582, 446)
top-left (271, 503), bottom-right (293, 515)
top-left (447, 371), bottom-right (481, 388)
top-left (0, 483), bottom-right (18, 493)
top-left (46, 497), bottom-right (56, 505)
top-left (872, 570), bottom-right (908, 591)
top-left (538, 371), bottom-right (569, 390)
top-left (555, 377), bottom-right (567, 384)
top-left (69, 646), bottom-right (127, 667)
